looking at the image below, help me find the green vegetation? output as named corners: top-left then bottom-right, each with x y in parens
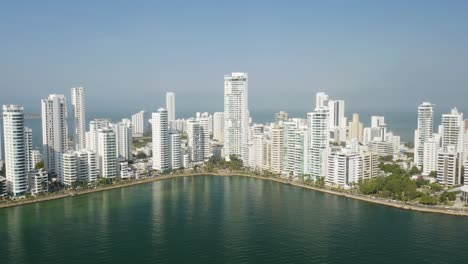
top-left (35, 161), bottom-right (44, 170)
top-left (408, 166), bottom-right (421, 176)
top-left (358, 174), bottom-right (421, 201)
top-left (428, 171), bottom-right (437, 177)
top-left (439, 191), bottom-right (456, 204)
top-left (403, 152), bottom-right (414, 159)
top-left (379, 163), bottom-right (406, 175)
top-left (133, 136), bottom-right (151, 148)
top-left (419, 195), bottom-right (438, 205)
top-left (379, 155), bottom-right (393, 162)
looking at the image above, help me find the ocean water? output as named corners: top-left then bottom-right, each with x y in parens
top-left (1, 176), bottom-right (467, 264)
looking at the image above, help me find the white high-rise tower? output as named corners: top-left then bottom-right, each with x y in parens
top-left (41, 94), bottom-right (68, 177)
top-left (308, 107), bottom-right (329, 180)
top-left (151, 108), bottom-right (169, 171)
top-left (71, 87), bottom-right (86, 150)
top-left (3, 105), bottom-right (28, 197)
top-left (414, 102), bottom-right (434, 168)
top-left (224, 72), bottom-right (249, 162)
top-left (166, 92), bottom-right (176, 123)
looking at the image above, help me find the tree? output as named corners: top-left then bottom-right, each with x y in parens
top-left (419, 195), bottom-right (437, 205)
top-left (35, 161), bottom-right (44, 170)
top-left (316, 177), bottom-right (325, 187)
top-left (428, 171), bottom-right (437, 177)
top-left (408, 166), bottom-right (420, 176)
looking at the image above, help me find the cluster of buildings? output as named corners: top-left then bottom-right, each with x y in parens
top-left (414, 103), bottom-right (468, 186)
top-left (2, 72), bottom-right (468, 198)
top-left (1, 88), bottom-right (135, 197)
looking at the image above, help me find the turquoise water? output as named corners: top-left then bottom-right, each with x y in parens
top-left (1, 176), bottom-right (467, 264)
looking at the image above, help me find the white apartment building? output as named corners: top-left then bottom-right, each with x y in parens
top-left (86, 118), bottom-right (110, 152)
top-left (3, 105), bottom-right (28, 196)
top-left (28, 169), bottom-right (48, 196)
top-left (437, 146), bottom-right (461, 186)
top-left (131, 110), bottom-right (149, 135)
top-left (151, 108), bottom-right (170, 172)
top-left (308, 107), bottom-right (329, 180)
top-left (224, 72), bottom-right (249, 162)
top-left (197, 112), bottom-right (211, 160)
top-left (414, 102), bottom-right (434, 168)
top-left (24, 126), bottom-right (33, 171)
top-left (169, 133), bottom-right (182, 170)
top-left (422, 135), bottom-right (440, 175)
top-left (114, 119), bottom-right (133, 160)
top-left (166, 92), bottom-right (176, 123)
top-left (41, 94), bottom-right (68, 177)
top-left (98, 128), bottom-right (117, 179)
top-left (187, 118), bottom-right (204, 163)
top-left (71, 87), bottom-right (86, 150)
top-left (213, 112), bottom-right (224, 143)
top-left (271, 126), bottom-right (284, 173)
top-left (283, 120), bottom-right (307, 176)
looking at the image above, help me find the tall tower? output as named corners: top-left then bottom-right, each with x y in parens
top-left (3, 105), bottom-right (28, 196)
top-left (213, 112), bottom-right (224, 143)
top-left (97, 128), bottom-right (117, 179)
top-left (166, 92), bottom-right (176, 123)
top-left (71, 87), bottom-right (86, 150)
top-left (41, 94), bottom-right (68, 177)
top-left (187, 118), bottom-right (204, 163)
top-left (24, 126), bottom-right (33, 171)
top-left (224, 72), bottom-right (249, 162)
top-left (308, 107), bottom-right (329, 180)
top-left (151, 108), bottom-right (169, 172)
top-left (414, 102), bottom-right (434, 168)
top-left (114, 119), bottom-right (133, 160)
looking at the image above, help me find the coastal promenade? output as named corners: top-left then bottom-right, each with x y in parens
top-left (1, 171), bottom-right (467, 217)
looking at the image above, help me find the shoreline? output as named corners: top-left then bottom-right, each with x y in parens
top-left (1, 172), bottom-right (467, 217)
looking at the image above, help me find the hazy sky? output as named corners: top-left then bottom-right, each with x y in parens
top-left (1, 0), bottom-right (468, 115)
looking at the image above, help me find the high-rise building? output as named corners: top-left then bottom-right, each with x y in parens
top-left (275, 111), bottom-right (289, 124)
top-left (441, 108), bottom-right (464, 152)
top-left (131, 110), bottom-right (149, 135)
top-left (315, 92), bottom-right (329, 109)
top-left (86, 118), bottom-right (110, 152)
top-left (283, 120), bottom-right (307, 176)
top-left (62, 149), bottom-right (98, 185)
top-left (166, 92), bottom-right (176, 123)
top-left (71, 87), bottom-right (86, 150)
top-left (187, 118), bottom-right (204, 163)
top-left (308, 107), bottom-right (329, 180)
top-left (271, 126), bottom-right (284, 173)
top-left (150, 108), bottom-right (169, 172)
top-left (224, 72), bottom-right (249, 162)
top-left (169, 133), bottom-right (182, 170)
top-left (423, 135), bottom-right (440, 175)
top-left (3, 105), bottom-right (28, 196)
top-left (348, 113), bottom-right (363, 143)
top-left (30, 149), bottom-right (43, 169)
top-left (41, 94), bottom-right (68, 177)
top-left (198, 112), bottom-right (211, 159)
top-left (414, 102), bottom-right (434, 168)
top-left (62, 151), bottom-right (78, 186)
top-left (98, 128), bottom-right (117, 179)
top-left (24, 126), bottom-right (33, 171)
top-left (437, 146), bottom-right (461, 186)
top-left (213, 112), bottom-right (224, 143)
top-left (114, 119), bottom-right (133, 160)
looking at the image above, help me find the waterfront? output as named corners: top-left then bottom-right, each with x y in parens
top-left (1, 176), bottom-right (468, 264)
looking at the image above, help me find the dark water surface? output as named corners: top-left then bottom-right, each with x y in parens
top-left (1, 176), bottom-right (467, 264)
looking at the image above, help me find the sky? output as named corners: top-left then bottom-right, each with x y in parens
top-left (1, 0), bottom-right (468, 115)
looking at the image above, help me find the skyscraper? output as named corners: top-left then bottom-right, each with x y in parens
top-left (197, 112), bottom-right (211, 159)
top-left (3, 105), bottom-right (28, 196)
top-left (41, 94), bottom-right (68, 177)
top-left (166, 92), bottom-right (176, 123)
top-left (348, 113), bottom-right (363, 142)
top-left (169, 133), bottom-right (182, 170)
top-left (151, 108), bottom-right (169, 171)
top-left (271, 126), bottom-right (284, 173)
top-left (131, 110), bottom-right (149, 135)
top-left (114, 119), bottom-right (133, 160)
top-left (24, 126), bottom-right (33, 171)
top-left (187, 118), bottom-right (204, 163)
top-left (98, 128), bottom-right (117, 179)
top-left (414, 102), bottom-right (434, 168)
top-left (224, 72), bottom-right (249, 162)
top-left (213, 112), bottom-right (224, 143)
top-left (315, 92), bottom-right (329, 109)
top-left (308, 107), bottom-right (329, 180)
top-left (71, 87), bottom-right (86, 150)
